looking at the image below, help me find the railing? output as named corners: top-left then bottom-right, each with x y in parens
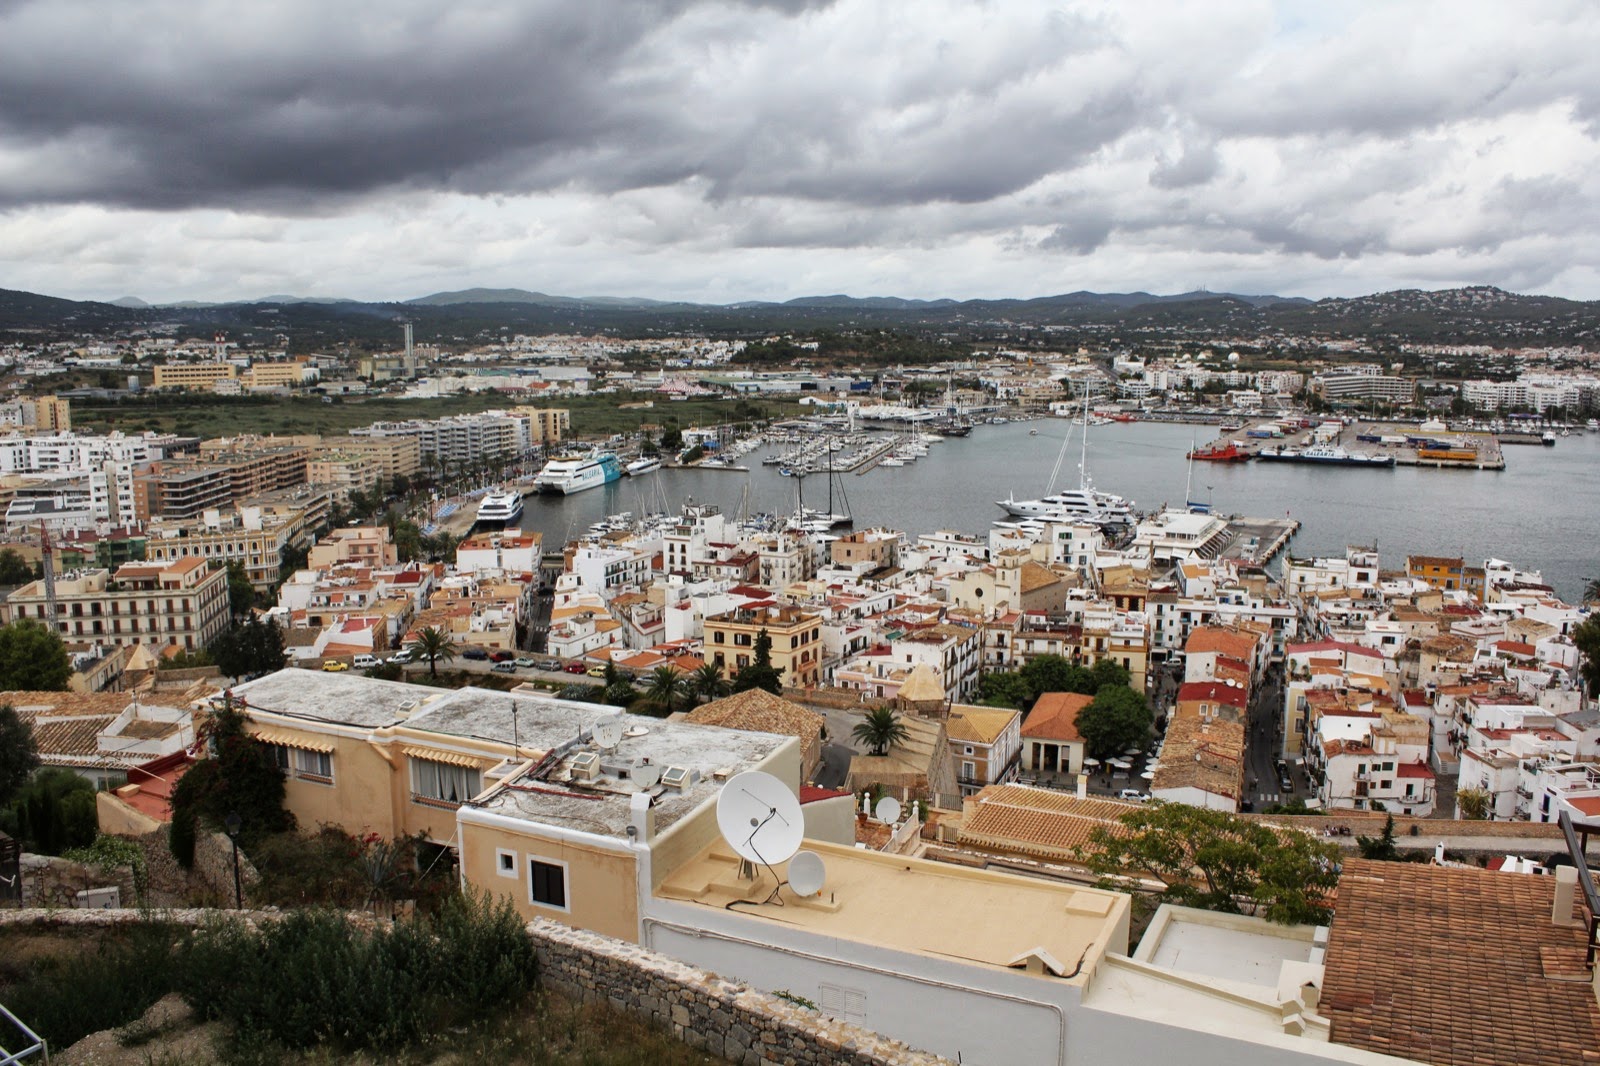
top-left (0, 1000), bottom-right (47, 1065)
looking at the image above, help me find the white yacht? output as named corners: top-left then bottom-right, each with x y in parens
top-left (475, 489), bottom-right (524, 526)
top-left (533, 453), bottom-right (623, 495)
top-left (626, 456), bottom-right (662, 476)
top-left (995, 487), bottom-right (1136, 526)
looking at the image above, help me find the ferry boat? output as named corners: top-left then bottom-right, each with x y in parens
top-left (626, 457), bottom-right (662, 476)
top-left (1187, 440), bottom-right (1250, 463)
top-left (533, 452), bottom-right (623, 495)
top-left (1254, 444), bottom-right (1395, 468)
top-left (475, 489), bottom-right (524, 525)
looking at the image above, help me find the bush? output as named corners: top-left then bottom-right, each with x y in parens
top-left (251, 826), bottom-right (453, 911)
top-left (4, 767), bottom-right (98, 854)
top-left (176, 890), bottom-right (538, 1052)
top-left (2, 923), bottom-right (182, 1049)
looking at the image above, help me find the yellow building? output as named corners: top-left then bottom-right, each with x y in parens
top-left (513, 407), bottom-right (570, 444)
top-left (322, 433), bottom-right (422, 481)
top-left (703, 604), bottom-right (823, 688)
top-left (1, 556), bottom-right (228, 651)
top-left (152, 362), bottom-right (239, 390)
top-left (305, 453), bottom-right (383, 503)
top-left (241, 360), bottom-right (314, 389)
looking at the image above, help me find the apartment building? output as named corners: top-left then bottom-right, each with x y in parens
top-left (240, 360), bottom-right (316, 389)
top-left (1, 556), bottom-right (228, 651)
top-left (946, 704), bottom-right (1021, 795)
top-left (151, 362), bottom-right (238, 390)
top-left (511, 406), bottom-right (571, 444)
top-left (305, 452), bottom-right (383, 502)
top-left (0, 395), bottom-right (71, 431)
top-left (323, 433), bottom-right (422, 481)
top-left (351, 410), bottom-right (532, 468)
top-left (704, 604), bottom-right (823, 688)
top-left (144, 503), bottom-right (317, 590)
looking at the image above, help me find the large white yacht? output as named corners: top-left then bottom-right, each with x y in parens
top-left (533, 453), bottom-right (622, 495)
top-left (995, 487), bottom-right (1135, 526)
top-left (475, 489), bottom-right (524, 526)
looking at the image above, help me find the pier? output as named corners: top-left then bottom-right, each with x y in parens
top-left (1219, 516), bottom-right (1299, 567)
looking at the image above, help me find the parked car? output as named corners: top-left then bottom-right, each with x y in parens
top-left (463, 648), bottom-right (490, 661)
top-left (585, 665), bottom-right (607, 678)
top-left (1117, 789), bottom-right (1150, 802)
top-left (388, 649), bottom-right (413, 664)
top-left (321, 660), bottom-right (349, 672)
top-left (564, 661), bottom-right (588, 674)
top-left (491, 661), bottom-right (518, 674)
top-left (514, 657), bottom-right (536, 669)
top-left (539, 660), bottom-right (562, 671)
top-left (489, 650), bottom-right (514, 663)
top-left (352, 654), bottom-right (379, 670)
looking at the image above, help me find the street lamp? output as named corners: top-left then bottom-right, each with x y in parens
top-left (222, 811), bottom-right (242, 910)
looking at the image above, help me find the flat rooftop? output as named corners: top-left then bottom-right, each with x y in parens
top-left (656, 838), bottom-right (1128, 982)
top-left (231, 670), bottom-right (428, 729)
top-left (1134, 904), bottom-right (1320, 993)
top-left (470, 711), bottom-right (789, 841)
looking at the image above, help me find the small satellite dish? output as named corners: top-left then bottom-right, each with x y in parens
top-left (633, 762), bottom-right (661, 788)
top-left (592, 716), bottom-right (624, 749)
top-left (875, 796), bottom-right (902, 825)
top-left (716, 770), bottom-right (804, 866)
top-left (788, 850), bottom-right (827, 898)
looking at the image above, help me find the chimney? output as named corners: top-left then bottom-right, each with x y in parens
top-left (1553, 865), bottom-right (1578, 926)
top-left (1076, 773), bottom-right (1088, 800)
top-left (628, 792), bottom-right (654, 844)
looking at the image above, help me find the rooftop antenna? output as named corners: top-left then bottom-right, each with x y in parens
top-left (512, 702), bottom-right (521, 761)
top-left (787, 850), bottom-right (827, 898)
top-left (38, 521), bottom-right (57, 633)
top-left (716, 770), bottom-right (803, 899)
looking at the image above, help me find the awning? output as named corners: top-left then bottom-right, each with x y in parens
top-left (251, 730), bottom-right (334, 753)
top-left (401, 745), bottom-right (483, 769)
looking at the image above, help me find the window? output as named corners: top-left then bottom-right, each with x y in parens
top-left (529, 857), bottom-right (568, 910)
top-left (410, 757), bottom-right (481, 807)
top-left (496, 849), bottom-right (517, 879)
top-left (294, 749), bottom-right (333, 782)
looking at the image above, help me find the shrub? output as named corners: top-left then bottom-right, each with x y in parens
top-left (3, 923), bottom-right (182, 1049)
top-left (176, 889), bottom-right (538, 1052)
top-left (5, 767), bottom-right (97, 854)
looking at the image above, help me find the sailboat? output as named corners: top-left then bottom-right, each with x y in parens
top-left (994, 393), bottom-right (1134, 527)
top-left (790, 437), bottom-right (852, 533)
top-left (1184, 440), bottom-right (1213, 514)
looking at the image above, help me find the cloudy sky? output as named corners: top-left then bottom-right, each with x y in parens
top-left (2, 0), bottom-right (1598, 304)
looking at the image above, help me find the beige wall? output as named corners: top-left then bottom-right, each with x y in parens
top-left (460, 819), bottom-right (640, 943)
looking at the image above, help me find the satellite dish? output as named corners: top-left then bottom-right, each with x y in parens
top-left (788, 850), bottom-right (827, 898)
top-left (716, 770), bottom-right (804, 866)
top-left (592, 716), bottom-right (624, 750)
top-left (875, 796), bottom-right (901, 825)
top-left (633, 762), bottom-right (661, 788)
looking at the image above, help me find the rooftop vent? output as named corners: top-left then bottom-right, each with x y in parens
top-left (569, 751), bottom-right (601, 782)
top-left (660, 766), bottom-right (699, 793)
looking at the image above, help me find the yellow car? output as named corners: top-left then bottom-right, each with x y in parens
top-left (585, 665), bottom-right (608, 678)
top-left (321, 660), bottom-right (349, 672)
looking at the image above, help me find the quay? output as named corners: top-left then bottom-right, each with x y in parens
top-left (1219, 516), bottom-right (1299, 567)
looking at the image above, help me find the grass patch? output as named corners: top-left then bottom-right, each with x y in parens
top-left (0, 922), bottom-right (184, 1050)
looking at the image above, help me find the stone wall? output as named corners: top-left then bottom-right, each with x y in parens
top-left (16, 855), bottom-right (139, 909)
top-left (127, 826), bottom-right (261, 907)
top-left (527, 918), bottom-right (951, 1066)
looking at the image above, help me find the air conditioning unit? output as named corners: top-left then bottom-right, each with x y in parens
top-left (569, 751), bottom-right (601, 782)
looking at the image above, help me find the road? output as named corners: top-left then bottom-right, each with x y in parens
top-left (1244, 664), bottom-right (1302, 810)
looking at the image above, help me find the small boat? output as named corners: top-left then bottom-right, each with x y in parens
top-left (475, 489), bottom-right (524, 526)
top-left (1542, 431), bottom-right (1557, 446)
top-left (1029, 429), bottom-right (1040, 436)
top-left (626, 457), bottom-right (662, 476)
top-left (1187, 440), bottom-right (1251, 463)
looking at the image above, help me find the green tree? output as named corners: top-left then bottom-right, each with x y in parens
top-left (4, 768), bottom-right (97, 854)
top-left (0, 704), bottom-right (39, 807)
top-left (978, 670), bottom-right (1033, 710)
top-left (211, 617), bottom-right (287, 679)
top-left (407, 626), bottom-right (456, 679)
top-left (1357, 814), bottom-right (1400, 861)
top-left (1574, 615), bottom-right (1600, 697)
top-left (0, 548), bottom-right (34, 585)
top-left (0, 619), bottom-right (71, 691)
top-left (851, 706), bottom-right (910, 757)
top-left (1584, 576), bottom-right (1600, 605)
top-left (1456, 787), bottom-right (1491, 821)
top-left (1073, 685), bottom-right (1152, 760)
top-left (1020, 654), bottom-right (1092, 698)
top-left (659, 426), bottom-right (684, 452)
top-left (224, 559), bottom-right (256, 617)
top-left (1088, 658), bottom-right (1132, 692)
top-left (601, 663), bottom-right (637, 707)
top-left (278, 540), bottom-right (310, 582)
top-left (689, 661), bottom-right (730, 705)
top-left (169, 694), bottom-right (294, 866)
top-left (389, 516), bottom-right (423, 562)
top-left (732, 629), bottom-right (785, 695)
top-left (1078, 803), bottom-right (1341, 924)
top-left (639, 666), bottom-right (687, 717)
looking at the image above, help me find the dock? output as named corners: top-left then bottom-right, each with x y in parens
top-left (1220, 516), bottom-right (1299, 567)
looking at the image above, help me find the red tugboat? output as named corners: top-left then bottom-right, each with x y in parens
top-left (1187, 439), bottom-right (1251, 462)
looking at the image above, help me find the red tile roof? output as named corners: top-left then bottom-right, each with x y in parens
top-left (1021, 692), bottom-right (1092, 742)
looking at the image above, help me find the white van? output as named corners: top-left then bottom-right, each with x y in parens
top-left (352, 654), bottom-right (379, 670)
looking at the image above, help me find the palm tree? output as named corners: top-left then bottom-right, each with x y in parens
top-left (1585, 576), bottom-right (1600, 605)
top-left (640, 666), bottom-right (686, 717)
top-left (408, 625), bottom-right (456, 679)
top-left (1455, 787), bottom-right (1491, 820)
top-left (690, 662), bottom-right (730, 705)
top-left (852, 706), bottom-right (910, 757)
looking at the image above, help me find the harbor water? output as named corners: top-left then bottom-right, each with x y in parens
top-left (516, 420), bottom-right (1600, 602)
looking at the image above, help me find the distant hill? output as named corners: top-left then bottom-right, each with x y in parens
top-left (1, 283), bottom-right (1596, 349)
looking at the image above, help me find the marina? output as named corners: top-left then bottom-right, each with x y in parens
top-left (503, 418), bottom-right (1597, 602)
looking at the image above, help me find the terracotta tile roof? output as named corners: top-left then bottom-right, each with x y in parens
top-left (1176, 681), bottom-right (1248, 708)
top-left (958, 784), bottom-right (1133, 861)
top-left (686, 689), bottom-right (823, 767)
top-left (1018, 561), bottom-right (1061, 593)
top-left (946, 705), bottom-right (1018, 746)
top-left (1322, 859), bottom-right (1600, 1066)
top-left (1183, 626), bottom-right (1258, 661)
top-left (1021, 692), bottom-right (1092, 743)
top-left (18, 712), bottom-right (116, 760)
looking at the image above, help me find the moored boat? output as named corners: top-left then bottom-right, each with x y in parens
top-left (533, 452), bottom-right (623, 494)
top-left (1187, 440), bottom-right (1250, 462)
top-left (475, 489), bottom-right (524, 525)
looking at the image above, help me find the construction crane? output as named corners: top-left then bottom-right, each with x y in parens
top-left (38, 520), bottom-right (58, 632)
